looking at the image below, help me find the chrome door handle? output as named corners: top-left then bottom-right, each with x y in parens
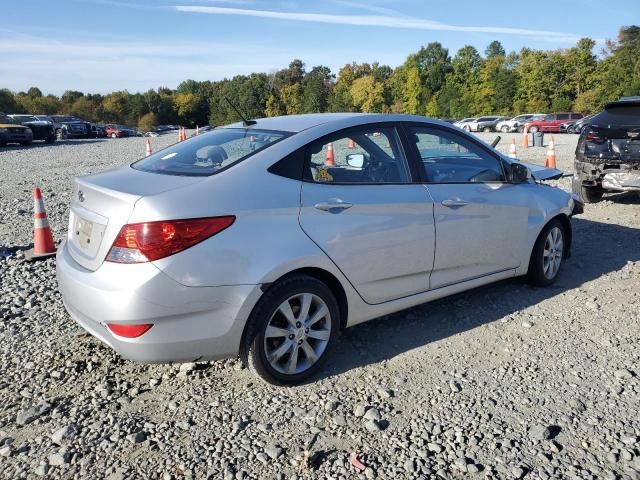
top-left (314, 200), bottom-right (353, 211)
top-left (441, 199), bottom-right (469, 208)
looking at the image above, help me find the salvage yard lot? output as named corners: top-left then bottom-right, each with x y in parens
top-left (0, 132), bottom-right (639, 479)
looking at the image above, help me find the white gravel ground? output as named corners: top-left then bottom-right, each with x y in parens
top-left (0, 131), bottom-right (639, 480)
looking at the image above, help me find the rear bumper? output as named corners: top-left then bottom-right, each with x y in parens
top-left (575, 159), bottom-right (640, 191)
top-left (56, 240), bottom-right (262, 363)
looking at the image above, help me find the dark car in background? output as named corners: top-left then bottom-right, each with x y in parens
top-left (562, 114), bottom-right (595, 134)
top-left (573, 99), bottom-right (640, 202)
top-left (8, 114), bottom-right (56, 143)
top-left (51, 115), bottom-right (92, 139)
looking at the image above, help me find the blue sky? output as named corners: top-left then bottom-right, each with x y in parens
top-left (1, 0), bottom-right (637, 95)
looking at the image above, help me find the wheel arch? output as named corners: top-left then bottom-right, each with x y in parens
top-left (259, 267), bottom-right (349, 330)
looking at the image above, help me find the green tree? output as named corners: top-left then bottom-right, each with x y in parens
top-left (485, 40), bottom-right (505, 58)
top-left (265, 94), bottom-right (284, 117)
top-left (402, 63), bottom-right (423, 114)
top-left (0, 89), bottom-right (19, 113)
top-left (349, 76), bottom-right (385, 112)
top-left (138, 112), bottom-right (157, 132)
top-left (280, 83), bottom-right (304, 115)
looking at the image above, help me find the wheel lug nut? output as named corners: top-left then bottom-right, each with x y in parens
top-left (298, 340), bottom-right (303, 345)
top-left (288, 334), bottom-right (294, 340)
top-left (295, 322), bottom-right (301, 328)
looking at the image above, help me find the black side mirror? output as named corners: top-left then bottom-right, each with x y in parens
top-left (510, 162), bottom-right (530, 184)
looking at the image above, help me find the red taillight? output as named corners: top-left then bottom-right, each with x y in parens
top-left (107, 323), bottom-right (153, 338)
top-left (106, 216), bottom-right (235, 263)
top-left (585, 132), bottom-right (604, 143)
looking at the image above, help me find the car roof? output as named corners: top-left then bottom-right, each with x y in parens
top-left (224, 113), bottom-right (450, 133)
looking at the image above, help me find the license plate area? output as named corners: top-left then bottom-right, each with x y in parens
top-left (75, 217), bottom-right (94, 250)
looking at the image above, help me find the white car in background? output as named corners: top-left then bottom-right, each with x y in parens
top-left (453, 117), bottom-right (477, 131)
top-left (496, 114), bottom-right (546, 133)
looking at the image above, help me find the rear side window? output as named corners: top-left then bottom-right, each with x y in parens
top-left (557, 114), bottom-right (570, 120)
top-left (407, 126), bottom-right (505, 183)
top-left (133, 128), bottom-right (289, 176)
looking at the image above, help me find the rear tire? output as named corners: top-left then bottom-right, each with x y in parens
top-left (526, 219), bottom-right (566, 287)
top-left (572, 175), bottom-right (604, 203)
top-left (529, 126), bottom-right (539, 133)
top-left (501, 126), bottom-right (510, 133)
top-left (241, 274), bottom-right (340, 385)
top-left (111, 133), bottom-right (117, 138)
top-left (483, 126), bottom-right (492, 132)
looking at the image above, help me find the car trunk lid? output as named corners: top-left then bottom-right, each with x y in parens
top-left (67, 166), bottom-right (205, 271)
top-left (585, 102), bottom-right (640, 162)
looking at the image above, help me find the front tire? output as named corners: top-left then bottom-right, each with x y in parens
top-left (111, 132), bottom-right (117, 138)
top-left (526, 219), bottom-right (566, 287)
top-left (529, 126), bottom-right (539, 133)
top-left (241, 275), bottom-right (340, 385)
top-left (501, 126), bottom-right (510, 133)
top-left (483, 126), bottom-right (492, 132)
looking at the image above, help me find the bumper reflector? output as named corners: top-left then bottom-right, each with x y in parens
top-left (107, 323), bottom-right (153, 338)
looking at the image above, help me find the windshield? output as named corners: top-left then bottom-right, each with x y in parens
top-left (133, 128), bottom-right (290, 176)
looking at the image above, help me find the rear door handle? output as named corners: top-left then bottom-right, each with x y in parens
top-left (441, 199), bottom-right (469, 208)
top-left (314, 199), bottom-right (353, 211)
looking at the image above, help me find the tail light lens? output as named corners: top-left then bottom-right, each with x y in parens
top-left (585, 132), bottom-right (605, 144)
top-left (106, 216), bottom-right (235, 263)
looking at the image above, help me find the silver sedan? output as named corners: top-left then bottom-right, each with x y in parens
top-left (56, 113), bottom-right (582, 385)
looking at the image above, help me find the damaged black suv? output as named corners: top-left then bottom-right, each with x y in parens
top-left (573, 98), bottom-right (640, 202)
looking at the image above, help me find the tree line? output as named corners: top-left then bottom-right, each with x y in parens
top-left (1, 26), bottom-right (638, 130)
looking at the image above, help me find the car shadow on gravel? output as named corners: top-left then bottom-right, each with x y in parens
top-left (0, 139), bottom-right (108, 150)
top-left (319, 217), bottom-right (640, 381)
top-left (604, 192), bottom-right (640, 204)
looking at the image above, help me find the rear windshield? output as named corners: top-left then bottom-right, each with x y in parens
top-left (133, 128), bottom-right (290, 176)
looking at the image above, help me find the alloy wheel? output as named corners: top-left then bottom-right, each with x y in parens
top-left (263, 293), bottom-right (332, 375)
top-left (542, 227), bottom-right (564, 279)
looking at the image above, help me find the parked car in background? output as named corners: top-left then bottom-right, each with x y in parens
top-left (573, 99), bottom-right (640, 203)
top-left (104, 123), bottom-right (142, 138)
top-left (466, 116), bottom-right (509, 133)
top-left (190, 125), bottom-right (216, 137)
top-left (526, 113), bottom-right (584, 133)
top-left (496, 114), bottom-right (545, 133)
top-left (92, 125), bottom-right (107, 138)
top-left (8, 114), bottom-right (56, 143)
top-left (51, 115), bottom-right (92, 139)
top-left (562, 114), bottom-right (595, 134)
top-left (56, 113), bottom-right (581, 385)
top-left (0, 113), bottom-right (34, 146)
top-left (453, 118), bottom-right (477, 130)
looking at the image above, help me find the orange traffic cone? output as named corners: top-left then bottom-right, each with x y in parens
top-left (177, 128), bottom-right (182, 143)
top-left (521, 126), bottom-right (529, 148)
top-left (325, 142), bottom-right (335, 166)
top-left (508, 138), bottom-right (517, 159)
top-left (347, 138), bottom-right (355, 149)
top-left (145, 139), bottom-right (152, 156)
top-left (545, 136), bottom-right (556, 168)
top-left (25, 187), bottom-right (56, 261)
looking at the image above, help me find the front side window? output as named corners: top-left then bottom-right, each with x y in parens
top-left (134, 128), bottom-right (289, 176)
top-left (407, 126), bottom-right (505, 183)
top-left (557, 114), bottom-right (571, 120)
top-left (305, 126), bottom-right (410, 184)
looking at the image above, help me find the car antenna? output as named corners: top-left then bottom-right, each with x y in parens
top-left (490, 136), bottom-right (501, 148)
top-left (225, 97), bottom-right (256, 127)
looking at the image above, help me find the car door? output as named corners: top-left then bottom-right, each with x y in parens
top-left (298, 124), bottom-right (435, 304)
top-left (402, 124), bottom-right (528, 289)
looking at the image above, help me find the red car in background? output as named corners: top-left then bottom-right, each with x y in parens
top-left (525, 112), bottom-right (584, 133)
top-left (104, 124), bottom-right (128, 138)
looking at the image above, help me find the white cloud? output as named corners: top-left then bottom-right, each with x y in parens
top-left (174, 5), bottom-right (584, 41)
